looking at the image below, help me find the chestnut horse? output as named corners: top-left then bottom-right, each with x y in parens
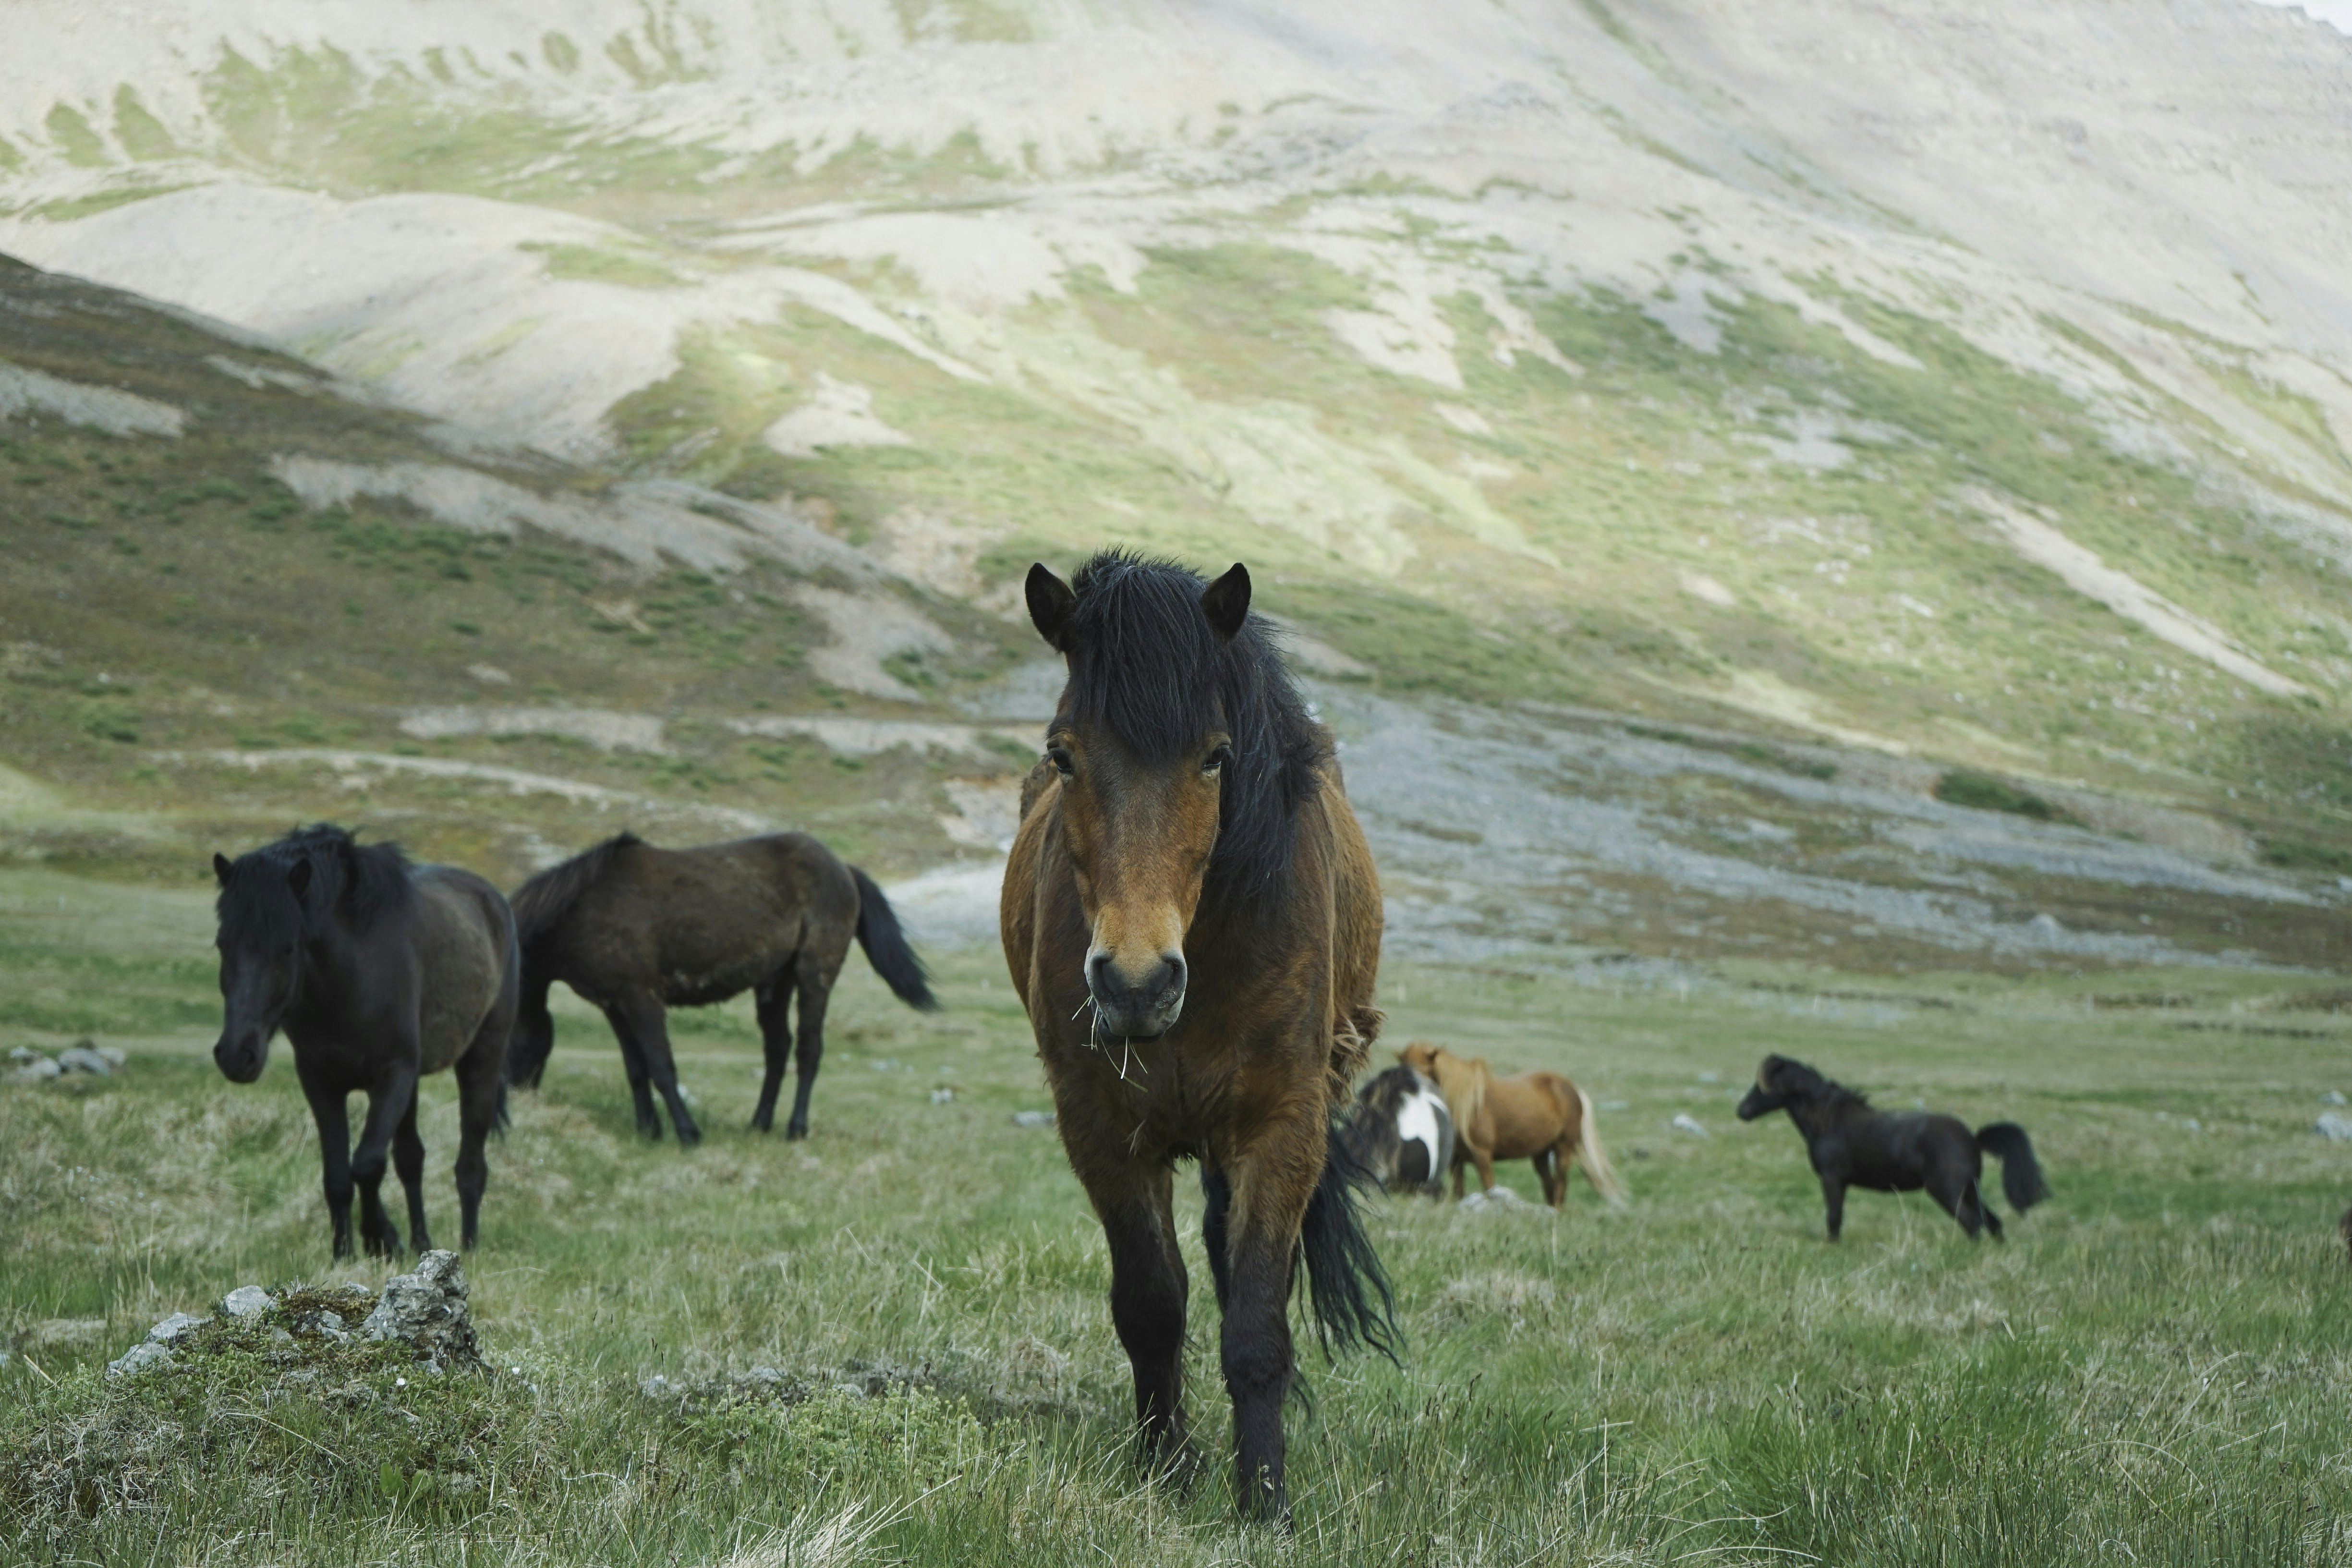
top-left (1397, 1042), bottom-right (1626, 1208)
top-left (1001, 552), bottom-right (1395, 1523)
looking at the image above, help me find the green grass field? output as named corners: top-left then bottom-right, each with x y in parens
top-left (5, 869), bottom-right (2351, 1565)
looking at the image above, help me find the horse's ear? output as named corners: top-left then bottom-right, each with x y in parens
top-left (1200, 562), bottom-right (1250, 645)
top-left (1026, 563), bottom-right (1077, 651)
top-left (286, 859), bottom-right (312, 899)
top-left (213, 852), bottom-right (233, 885)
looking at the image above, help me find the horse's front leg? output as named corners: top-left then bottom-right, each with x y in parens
top-left (1219, 1118), bottom-right (1323, 1525)
top-left (297, 1064), bottom-right (355, 1260)
top-left (353, 1069), bottom-right (419, 1258)
top-left (1820, 1174), bottom-right (1847, 1241)
top-left (392, 1089), bottom-right (433, 1254)
top-left (1088, 1162), bottom-right (1191, 1469)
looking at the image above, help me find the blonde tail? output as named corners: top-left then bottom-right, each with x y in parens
top-left (1576, 1087), bottom-right (1628, 1207)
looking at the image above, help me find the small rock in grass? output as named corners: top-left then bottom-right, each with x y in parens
top-left (362, 1250), bottom-right (481, 1367)
top-left (1459, 1187), bottom-right (1535, 1214)
top-left (2323, 1090), bottom-right (2348, 1106)
top-left (107, 1341), bottom-right (174, 1378)
top-left (930, 1087), bottom-right (955, 1104)
top-left (55, 1044), bottom-right (114, 1076)
top-left (2318, 1112), bottom-right (2352, 1142)
top-left (221, 1285), bottom-right (273, 1319)
top-left (9, 1057), bottom-right (61, 1084)
top-left (6, 1045), bottom-right (42, 1067)
top-left (146, 1312), bottom-right (210, 1344)
top-left (1672, 1113), bottom-right (1709, 1138)
top-left (1010, 1110), bottom-right (1055, 1128)
top-left (640, 1374), bottom-right (671, 1398)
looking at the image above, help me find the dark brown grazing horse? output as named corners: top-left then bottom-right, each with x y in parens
top-left (212, 825), bottom-right (517, 1258)
top-left (506, 832), bottom-right (934, 1144)
top-left (1737, 1054), bottom-right (2049, 1241)
top-left (1002, 551), bottom-right (1396, 1525)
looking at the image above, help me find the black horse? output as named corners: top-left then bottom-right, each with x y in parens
top-left (213, 826), bottom-right (519, 1258)
top-left (505, 832), bottom-right (935, 1145)
top-left (1736, 1054), bottom-right (2048, 1241)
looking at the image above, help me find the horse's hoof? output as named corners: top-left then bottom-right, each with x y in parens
top-left (676, 1127), bottom-right (703, 1148)
top-left (784, 1122), bottom-right (809, 1142)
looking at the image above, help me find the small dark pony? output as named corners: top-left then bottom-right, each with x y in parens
top-left (212, 825), bottom-right (518, 1259)
top-left (1349, 1064), bottom-right (1455, 1198)
top-left (1737, 1054), bottom-right (2049, 1241)
top-left (1002, 551), bottom-right (1396, 1524)
top-left (506, 832), bottom-right (934, 1144)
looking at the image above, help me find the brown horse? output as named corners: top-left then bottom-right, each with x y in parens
top-left (506, 832), bottom-right (934, 1144)
top-left (1397, 1042), bottom-right (1626, 1209)
top-left (1001, 552), bottom-right (1395, 1523)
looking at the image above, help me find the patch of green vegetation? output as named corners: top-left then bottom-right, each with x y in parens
top-left (43, 103), bottom-right (109, 168)
top-left (110, 87), bottom-right (180, 161)
top-left (519, 243), bottom-right (685, 290)
top-left (2258, 836), bottom-right (2352, 876)
top-left (1935, 769), bottom-right (2064, 821)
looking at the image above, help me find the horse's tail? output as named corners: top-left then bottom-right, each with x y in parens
top-left (1976, 1122), bottom-right (2049, 1212)
top-left (1575, 1087), bottom-right (1627, 1207)
top-left (850, 867), bottom-right (938, 1011)
top-left (1297, 1118), bottom-right (1401, 1363)
top-left (1444, 1055), bottom-right (1487, 1143)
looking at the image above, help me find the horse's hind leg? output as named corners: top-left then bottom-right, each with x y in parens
top-left (749, 962), bottom-right (796, 1133)
top-left (783, 968), bottom-right (836, 1141)
top-left (607, 993), bottom-right (701, 1147)
top-left (453, 1017), bottom-right (507, 1249)
top-left (603, 1005), bottom-right (661, 1138)
top-left (393, 1090), bottom-right (433, 1255)
top-left (1930, 1174), bottom-right (1986, 1240)
top-left (1540, 1144), bottom-right (1570, 1208)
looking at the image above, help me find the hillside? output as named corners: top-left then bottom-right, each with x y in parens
top-left (4, 0), bottom-right (2352, 966)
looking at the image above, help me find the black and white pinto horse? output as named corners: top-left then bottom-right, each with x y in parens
top-left (1350, 1064), bottom-right (1455, 1197)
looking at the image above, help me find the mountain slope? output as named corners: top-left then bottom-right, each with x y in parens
top-left (3, 0), bottom-right (2352, 960)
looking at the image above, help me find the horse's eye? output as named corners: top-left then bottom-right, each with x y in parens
top-left (1047, 746), bottom-right (1075, 777)
top-left (1204, 744), bottom-right (1234, 776)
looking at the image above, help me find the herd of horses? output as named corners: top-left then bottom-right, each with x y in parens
top-left (205, 550), bottom-right (2049, 1524)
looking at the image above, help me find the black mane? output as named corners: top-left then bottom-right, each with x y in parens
top-left (217, 824), bottom-right (414, 949)
top-left (1355, 1064), bottom-right (1423, 1118)
top-left (512, 832), bottom-right (642, 949)
top-left (1055, 551), bottom-right (1328, 901)
top-left (1769, 1054), bottom-right (1870, 1109)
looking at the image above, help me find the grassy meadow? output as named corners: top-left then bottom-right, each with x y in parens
top-left (5, 868), bottom-right (2352, 1565)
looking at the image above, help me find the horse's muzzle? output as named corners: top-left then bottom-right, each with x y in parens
top-left (1086, 950), bottom-right (1186, 1041)
top-left (214, 1034), bottom-right (267, 1084)
top-left (1735, 1087), bottom-right (1770, 1120)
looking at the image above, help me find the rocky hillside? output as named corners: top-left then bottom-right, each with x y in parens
top-left (4, 0), bottom-right (2352, 965)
